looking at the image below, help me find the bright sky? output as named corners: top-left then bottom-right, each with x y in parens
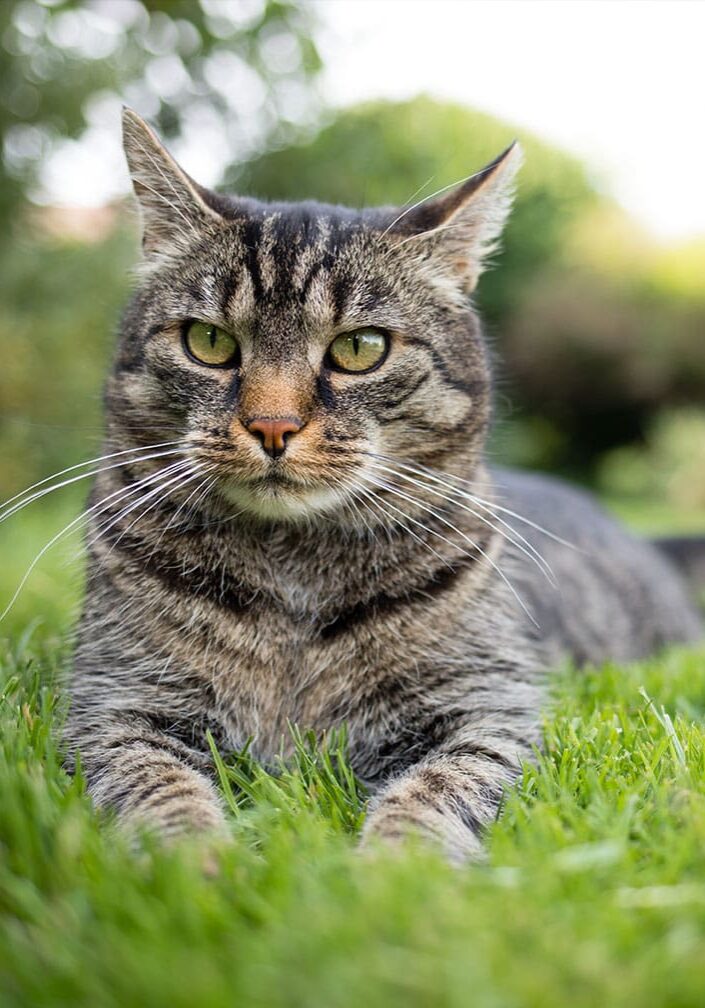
top-left (318, 0), bottom-right (705, 242)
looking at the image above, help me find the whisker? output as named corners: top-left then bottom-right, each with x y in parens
top-left (0, 441), bottom-right (183, 523)
top-left (354, 484), bottom-right (454, 571)
top-left (362, 473), bottom-right (537, 627)
top-left (63, 460), bottom-right (194, 568)
top-left (374, 452), bottom-right (577, 550)
top-left (391, 220), bottom-right (467, 251)
top-left (365, 459), bottom-right (557, 588)
top-left (380, 169), bottom-right (487, 238)
top-left (339, 485), bottom-right (378, 544)
top-left (158, 469), bottom-right (219, 539)
top-left (85, 461), bottom-right (197, 554)
top-left (99, 467), bottom-right (207, 567)
top-left (0, 459), bottom-right (190, 623)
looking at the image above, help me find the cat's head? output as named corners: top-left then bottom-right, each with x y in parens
top-left (110, 109), bottom-right (521, 523)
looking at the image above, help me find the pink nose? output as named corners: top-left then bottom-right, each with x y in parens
top-left (245, 416), bottom-right (304, 458)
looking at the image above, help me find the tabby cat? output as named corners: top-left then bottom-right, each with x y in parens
top-left (65, 109), bottom-right (703, 864)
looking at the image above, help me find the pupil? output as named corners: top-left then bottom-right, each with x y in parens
top-left (352, 333), bottom-right (360, 355)
top-left (208, 326), bottom-right (216, 349)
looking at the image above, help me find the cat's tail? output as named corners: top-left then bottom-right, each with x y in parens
top-left (652, 536), bottom-right (705, 600)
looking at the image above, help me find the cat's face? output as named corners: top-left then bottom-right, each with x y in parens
top-left (110, 111), bottom-right (520, 523)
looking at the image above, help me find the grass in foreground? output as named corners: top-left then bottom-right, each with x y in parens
top-left (1, 630), bottom-right (705, 1007)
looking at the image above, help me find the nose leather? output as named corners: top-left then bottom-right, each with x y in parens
top-left (245, 416), bottom-right (304, 458)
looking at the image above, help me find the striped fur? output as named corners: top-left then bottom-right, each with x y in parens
top-left (64, 111), bottom-right (703, 862)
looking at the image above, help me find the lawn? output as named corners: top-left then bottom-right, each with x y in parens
top-left (1, 501), bottom-right (705, 1006)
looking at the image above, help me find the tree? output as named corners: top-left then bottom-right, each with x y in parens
top-left (0, 0), bottom-right (322, 234)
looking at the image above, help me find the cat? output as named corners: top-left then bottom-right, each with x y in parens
top-left (64, 108), bottom-right (703, 864)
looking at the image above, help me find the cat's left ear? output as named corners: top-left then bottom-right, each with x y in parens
top-left (388, 142), bottom-right (522, 292)
top-left (121, 107), bottom-right (223, 257)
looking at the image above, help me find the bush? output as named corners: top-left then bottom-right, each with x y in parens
top-left (598, 408), bottom-right (705, 511)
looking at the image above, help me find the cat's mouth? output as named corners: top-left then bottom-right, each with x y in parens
top-left (217, 469), bottom-right (346, 521)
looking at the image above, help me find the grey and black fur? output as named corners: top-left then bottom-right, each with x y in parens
top-left (65, 110), bottom-right (703, 863)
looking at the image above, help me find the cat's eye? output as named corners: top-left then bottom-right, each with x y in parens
top-left (327, 328), bottom-right (389, 374)
top-left (183, 321), bottom-right (239, 368)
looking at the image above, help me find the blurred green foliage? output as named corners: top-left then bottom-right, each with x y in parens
top-left (0, 230), bottom-right (132, 496)
top-left (0, 0), bottom-right (322, 232)
top-left (599, 409), bottom-right (705, 512)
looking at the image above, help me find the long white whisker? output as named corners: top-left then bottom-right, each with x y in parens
top-left (366, 459), bottom-right (557, 587)
top-left (374, 452), bottom-right (576, 550)
top-left (341, 485), bottom-right (380, 544)
top-left (0, 459), bottom-right (190, 623)
top-left (0, 441), bottom-right (182, 519)
top-left (123, 468), bottom-right (218, 569)
top-left (85, 461), bottom-right (196, 554)
top-left (157, 469), bottom-right (218, 541)
top-left (63, 461), bottom-right (191, 569)
top-left (363, 474), bottom-right (537, 627)
top-left (99, 466), bottom-right (206, 566)
top-left (0, 448), bottom-right (184, 527)
top-left (355, 484), bottom-right (454, 571)
top-left (391, 221), bottom-right (467, 251)
top-left (381, 169), bottom-right (485, 238)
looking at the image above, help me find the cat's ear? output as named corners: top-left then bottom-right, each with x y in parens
top-left (121, 107), bottom-right (222, 257)
top-left (389, 142), bottom-right (522, 292)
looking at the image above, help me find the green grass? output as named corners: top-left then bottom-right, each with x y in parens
top-left (2, 493), bottom-right (705, 1005)
top-left (2, 628), bottom-right (705, 1006)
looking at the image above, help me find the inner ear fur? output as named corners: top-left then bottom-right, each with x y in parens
top-left (121, 107), bottom-right (223, 256)
top-left (389, 142), bottom-right (523, 291)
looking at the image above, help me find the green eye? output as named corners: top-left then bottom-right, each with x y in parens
top-left (183, 321), bottom-right (239, 368)
top-left (327, 328), bottom-right (388, 373)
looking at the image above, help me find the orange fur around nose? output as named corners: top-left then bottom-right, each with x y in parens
top-left (236, 370), bottom-right (312, 431)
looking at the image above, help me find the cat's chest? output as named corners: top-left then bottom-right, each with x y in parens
top-left (201, 592), bottom-right (435, 763)
top-left (180, 532), bottom-right (491, 760)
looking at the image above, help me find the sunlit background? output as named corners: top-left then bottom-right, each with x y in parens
top-left (1, 0), bottom-right (704, 636)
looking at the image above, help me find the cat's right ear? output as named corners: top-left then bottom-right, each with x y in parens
top-left (121, 107), bottom-right (222, 257)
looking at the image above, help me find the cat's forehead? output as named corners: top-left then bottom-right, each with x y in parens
top-left (192, 198), bottom-right (393, 329)
top-left (212, 193), bottom-right (384, 248)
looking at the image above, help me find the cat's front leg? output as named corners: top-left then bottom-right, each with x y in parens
top-left (361, 717), bottom-right (538, 865)
top-left (66, 711), bottom-right (228, 841)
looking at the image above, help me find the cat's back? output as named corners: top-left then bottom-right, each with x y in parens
top-left (492, 467), bottom-right (703, 665)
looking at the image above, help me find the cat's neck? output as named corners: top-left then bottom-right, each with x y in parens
top-left (199, 461), bottom-right (499, 619)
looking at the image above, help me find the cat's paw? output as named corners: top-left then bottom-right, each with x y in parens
top-left (360, 805), bottom-right (485, 867)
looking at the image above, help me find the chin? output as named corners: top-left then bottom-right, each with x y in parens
top-left (218, 477), bottom-right (346, 523)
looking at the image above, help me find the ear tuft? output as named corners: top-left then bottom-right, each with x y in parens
top-left (390, 142), bottom-right (523, 291)
top-left (121, 107), bottom-right (221, 257)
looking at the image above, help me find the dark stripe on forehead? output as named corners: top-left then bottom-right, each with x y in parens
top-left (298, 262), bottom-right (322, 304)
top-left (219, 266), bottom-right (241, 316)
top-left (331, 274), bottom-right (352, 327)
top-left (241, 217), bottom-right (264, 301)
